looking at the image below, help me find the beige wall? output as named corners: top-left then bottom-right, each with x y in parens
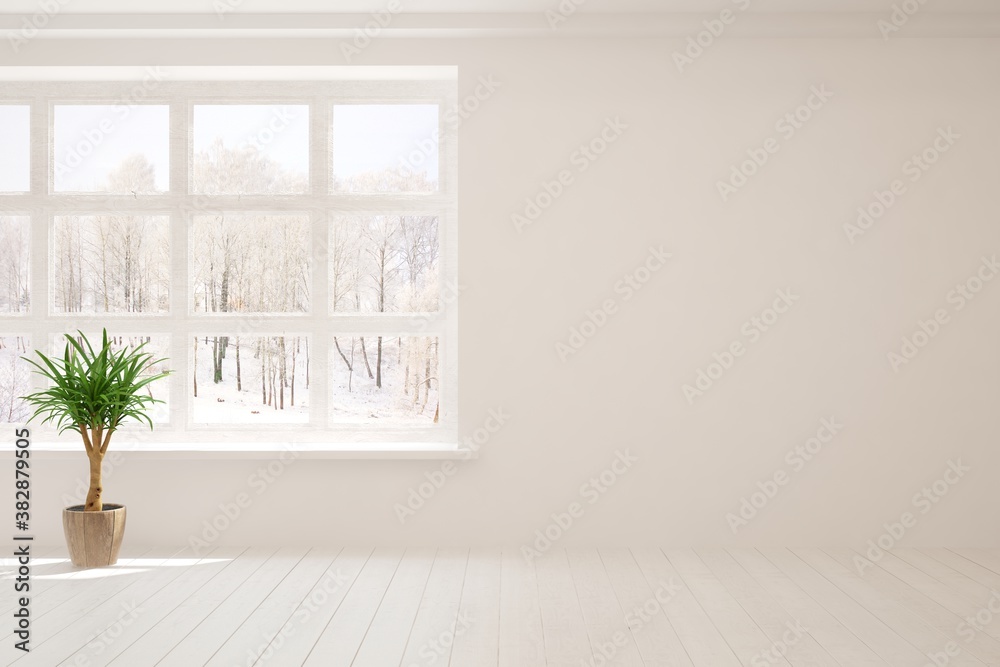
top-left (9, 31), bottom-right (999, 548)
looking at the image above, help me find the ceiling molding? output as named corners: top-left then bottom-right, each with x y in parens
top-left (2, 13), bottom-right (1000, 38)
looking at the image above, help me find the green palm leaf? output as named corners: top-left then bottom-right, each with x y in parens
top-left (20, 330), bottom-right (172, 438)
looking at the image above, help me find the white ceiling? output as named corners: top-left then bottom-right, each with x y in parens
top-left (1, 0), bottom-right (998, 12)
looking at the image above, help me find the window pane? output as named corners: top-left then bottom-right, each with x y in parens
top-left (330, 335), bottom-right (438, 424)
top-left (330, 215), bottom-right (439, 313)
top-left (0, 335), bottom-right (31, 423)
top-left (193, 105), bottom-right (309, 195)
top-left (192, 335), bottom-right (309, 424)
top-left (53, 105), bottom-right (169, 193)
top-left (0, 216), bottom-right (30, 313)
top-left (53, 215), bottom-right (170, 314)
top-left (47, 333), bottom-right (170, 425)
top-left (332, 104), bottom-right (439, 193)
top-left (191, 214), bottom-right (310, 314)
top-left (0, 106), bottom-right (30, 193)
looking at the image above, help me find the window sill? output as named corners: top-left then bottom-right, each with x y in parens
top-left (0, 443), bottom-right (476, 460)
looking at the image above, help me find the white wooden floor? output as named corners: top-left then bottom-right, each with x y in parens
top-left (3, 547), bottom-right (1000, 666)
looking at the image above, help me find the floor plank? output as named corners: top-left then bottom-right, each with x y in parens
top-left (894, 548), bottom-right (999, 605)
top-left (251, 547), bottom-right (372, 667)
top-left (729, 548), bottom-right (887, 666)
top-left (301, 547), bottom-right (403, 666)
top-left (10, 546), bottom-right (999, 666)
top-left (760, 547), bottom-right (932, 667)
top-left (952, 549), bottom-right (1000, 577)
top-left (154, 546), bottom-right (307, 666)
top-left (825, 547), bottom-right (1000, 665)
top-left (631, 547), bottom-right (742, 666)
top-left (75, 547), bottom-right (248, 667)
top-left (0, 546), bottom-right (163, 661)
top-left (793, 548), bottom-right (986, 666)
top-left (695, 548), bottom-right (839, 667)
top-left (600, 548), bottom-right (693, 667)
top-left (667, 549), bottom-right (794, 667)
top-left (352, 547), bottom-right (436, 667)
top-left (204, 547), bottom-right (341, 667)
top-left (498, 548), bottom-right (546, 667)
top-left (106, 546), bottom-right (278, 666)
top-left (567, 547), bottom-right (644, 667)
top-left (925, 548), bottom-right (1000, 591)
top-left (400, 548), bottom-right (469, 667)
top-left (535, 549), bottom-right (594, 667)
top-left (0, 545), bottom-right (153, 620)
top-left (860, 549), bottom-right (1000, 644)
top-left (449, 547), bottom-right (502, 667)
top-left (7, 547), bottom-right (192, 666)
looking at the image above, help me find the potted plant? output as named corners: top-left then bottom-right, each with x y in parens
top-left (21, 330), bottom-right (169, 567)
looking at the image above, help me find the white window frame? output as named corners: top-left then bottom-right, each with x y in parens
top-left (0, 67), bottom-right (460, 458)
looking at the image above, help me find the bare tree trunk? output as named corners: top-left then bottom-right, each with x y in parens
top-left (413, 362), bottom-right (420, 405)
top-left (376, 336), bottom-right (383, 389)
top-left (279, 337), bottom-right (286, 410)
top-left (290, 339), bottom-right (296, 407)
top-left (193, 337), bottom-right (198, 398)
top-left (422, 343), bottom-right (431, 409)
top-left (359, 337), bottom-right (375, 379)
top-left (235, 338), bottom-right (242, 392)
top-left (220, 265), bottom-right (230, 314)
top-left (212, 336), bottom-right (223, 383)
top-left (270, 358), bottom-right (276, 410)
top-left (305, 338), bottom-right (310, 389)
top-left (333, 337), bottom-right (353, 371)
top-left (100, 227), bottom-right (109, 312)
top-left (124, 240), bottom-right (132, 312)
top-left (260, 339), bottom-right (266, 405)
top-left (348, 337), bottom-right (355, 392)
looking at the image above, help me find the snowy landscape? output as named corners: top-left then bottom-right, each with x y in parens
top-left (0, 336), bottom-right (30, 423)
top-left (329, 335), bottom-right (439, 425)
top-left (1, 102), bottom-right (445, 430)
top-left (53, 213), bottom-right (170, 314)
top-left (192, 335), bottom-right (309, 424)
top-left (0, 217), bottom-right (29, 314)
top-left (191, 334), bottom-right (439, 425)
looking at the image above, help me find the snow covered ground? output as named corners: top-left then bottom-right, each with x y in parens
top-left (0, 332), bottom-right (440, 429)
top-left (0, 336), bottom-right (30, 423)
top-left (329, 336), bottom-right (438, 426)
top-left (192, 335), bottom-right (309, 425)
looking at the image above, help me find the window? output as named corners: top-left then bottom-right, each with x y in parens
top-left (0, 68), bottom-right (458, 452)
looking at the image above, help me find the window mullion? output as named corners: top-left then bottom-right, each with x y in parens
top-left (168, 99), bottom-right (190, 433)
top-left (309, 96), bottom-right (330, 429)
top-left (26, 99), bottom-right (49, 392)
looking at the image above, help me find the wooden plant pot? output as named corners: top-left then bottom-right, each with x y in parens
top-left (62, 504), bottom-right (127, 568)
